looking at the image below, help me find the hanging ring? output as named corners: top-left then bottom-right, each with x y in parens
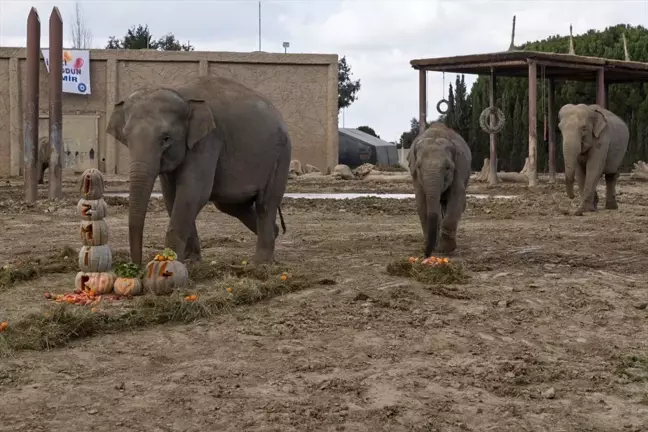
top-left (479, 106), bottom-right (506, 134)
top-left (436, 99), bottom-right (449, 114)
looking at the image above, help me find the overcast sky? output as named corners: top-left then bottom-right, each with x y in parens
top-left (1, 0), bottom-right (646, 142)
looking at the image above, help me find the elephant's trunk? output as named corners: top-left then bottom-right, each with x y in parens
top-left (128, 160), bottom-right (157, 265)
top-left (421, 167), bottom-right (442, 257)
top-left (563, 133), bottom-right (582, 199)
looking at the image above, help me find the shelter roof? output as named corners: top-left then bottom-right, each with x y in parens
top-left (339, 128), bottom-right (396, 147)
top-left (410, 50), bottom-right (648, 83)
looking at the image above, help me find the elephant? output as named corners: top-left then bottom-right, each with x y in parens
top-left (106, 75), bottom-right (291, 266)
top-left (558, 103), bottom-right (629, 216)
top-left (407, 121), bottom-right (472, 257)
top-left (37, 136), bottom-right (51, 184)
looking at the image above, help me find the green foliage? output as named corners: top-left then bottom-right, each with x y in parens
top-left (357, 125), bottom-right (379, 138)
top-left (400, 24), bottom-right (648, 172)
top-left (399, 118), bottom-right (430, 149)
top-left (114, 262), bottom-right (142, 279)
top-left (106, 24), bottom-right (194, 51)
top-left (338, 56), bottom-right (361, 110)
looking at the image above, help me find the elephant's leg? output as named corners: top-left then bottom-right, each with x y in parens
top-left (575, 163), bottom-right (585, 197)
top-left (252, 151), bottom-right (290, 264)
top-left (160, 174), bottom-right (201, 262)
top-left (437, 187), bottom-right (465, 254)
top-left (215, 201), bottom-right (259, 234)
top-left (37, 162), bottom-right (45, 184)
top-left (575, 159), bottom-right (602, 216)
top-left (604, 172), bottom-right (619, 210)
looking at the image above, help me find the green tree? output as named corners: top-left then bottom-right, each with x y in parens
top-left (356, 125), bottom-right (379, 138)
top-left (106, 24), bottom-right (194, 51)
top-left (399, 117), bottom-right (431, 149)
top-left (338, 56), bottom-right (361, 110)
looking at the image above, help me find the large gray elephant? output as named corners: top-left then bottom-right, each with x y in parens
top-left (407, 122), bottom-right (472, 256)
top-left (106, 76), bottom-right (291, 265)
top-left (558, 103), bottom-right (629, 216)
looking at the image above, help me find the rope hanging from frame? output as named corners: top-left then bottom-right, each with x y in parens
top-left (436, 72), bottom-right (449, 114)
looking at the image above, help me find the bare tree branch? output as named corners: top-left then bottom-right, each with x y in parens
top-left (68, 2), bottom-right (92, 49)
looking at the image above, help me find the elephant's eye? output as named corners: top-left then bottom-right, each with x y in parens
top-left (161, 134), bottom-right (172, 144)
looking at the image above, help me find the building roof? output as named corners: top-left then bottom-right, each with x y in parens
top-left (339, 128), bottom-right (396, 147)
top-left (410, 50), bottom-right (648, 83)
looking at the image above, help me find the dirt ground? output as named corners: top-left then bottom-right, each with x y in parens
top-left (1, 173), bottom-right (648, 432)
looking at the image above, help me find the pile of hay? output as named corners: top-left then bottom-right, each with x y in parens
top-left (386, 256), bottom-right (469, 285)
top-left (0, 258), bottom-right (313, 356)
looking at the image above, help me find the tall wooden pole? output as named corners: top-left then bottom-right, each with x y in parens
top-left (488, 68), bottom-right (498, 185)
top-left (24, 8), bottom-right (40, 202)
top-left (49, 7), bottom-right (63, 199)
top-left (547, 78), bottom-right (556, 183)
top-left (418, 69), bottom-right (427, 135)
top-left (596, 69), bottom-right (606, 108)
top-left (528, 61), bottom-right (538, 187)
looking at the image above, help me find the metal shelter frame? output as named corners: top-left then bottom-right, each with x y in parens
top-left (410, 50), bottom-right (648, 187)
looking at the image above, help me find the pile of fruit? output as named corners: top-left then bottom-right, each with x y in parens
top-left (44, 287), bottom-right (123, 306)
top-left (408, 256), bottom-right (450, 266)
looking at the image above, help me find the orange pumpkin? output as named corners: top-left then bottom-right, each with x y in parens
top-left (75, 271), bottom-right (115, 294)
top-left (113, 277), bottom-right (143, 297)
top-left (80, 220), bottom-right (109, 246)
top-left (143, 259), bottom-right (189, 295)
top-left (80, 168), bottom-right (105, 200)
top-left (77, 198), bottom-right (108, 221)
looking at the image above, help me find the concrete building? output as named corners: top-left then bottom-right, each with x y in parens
top-left (0, 48), bottom-right (339, 178)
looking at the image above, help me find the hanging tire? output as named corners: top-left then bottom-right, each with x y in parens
top-left (436, 99), bottom-right (449, 115)
top-left (479, 106), bottom-right (506, 134)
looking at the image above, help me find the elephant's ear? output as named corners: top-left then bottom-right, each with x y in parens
top-left (406, 141), bottom-right (418, 178)
top-left (590, 108), bottom-right (607, 138)
top-left (186, 98), bottom-right (216, 149)
top-left (106, 100), bottom-right (127, 146)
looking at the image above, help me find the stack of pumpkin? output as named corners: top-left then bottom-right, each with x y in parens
top-left (71, 168), bottom-right (189, 300)
top-left (75, 168), bottom-right (115, 296)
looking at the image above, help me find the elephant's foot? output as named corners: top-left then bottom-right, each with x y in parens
top-left (593, 193), bottom-right (599, 210)
top-left (605, 200), bottom-right (618, 210)
top-left (183, 251), bottom-right (201, 264)
top-left (252, 249), bottom-right (274, 265)
top-left (574, 204), bottom-right (596, 216)
top-left (436, 232), bottom-right (457, 254)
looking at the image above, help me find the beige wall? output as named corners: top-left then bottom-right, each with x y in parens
top-left (0, 48), bottom-right (339, 177)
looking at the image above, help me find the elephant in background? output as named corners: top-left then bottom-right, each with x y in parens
top-left (407, 122), bottom-right (472, 256)
top-left (37, 136), bottom-right (51, 184)
top-left (558, 103), bottom-right (629, 216)
top-left (106, 75), bottom-right (291, 265)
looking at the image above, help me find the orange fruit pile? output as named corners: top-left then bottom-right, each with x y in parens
top-left (44, 288), bottom-right (123, 306)
top-left (184, 294), bottom-right (198, 302)
top-left (408, 256), bottom-right (450, 266)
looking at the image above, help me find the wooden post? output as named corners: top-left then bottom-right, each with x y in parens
top-left (596, 68), bottom-right (606, 108)
top-left (528, 60), bottom-right (538, 187)
top-left (48, 7), bottom-right (63, 199)
top-left (24, 7), bottom-right (40, 202)
top-left (547, 78), bottom-right (556, 183)
top-left (488, 68), bottom-right (498, 185)
top-left (418, 69), bottom-right (427, 135)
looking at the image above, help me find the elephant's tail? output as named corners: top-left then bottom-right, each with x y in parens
top-left (278, 205), bottom-right (286, 234)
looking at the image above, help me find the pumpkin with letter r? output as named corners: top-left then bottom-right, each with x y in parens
top-left (143, 248), bottom-right (189, 295)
